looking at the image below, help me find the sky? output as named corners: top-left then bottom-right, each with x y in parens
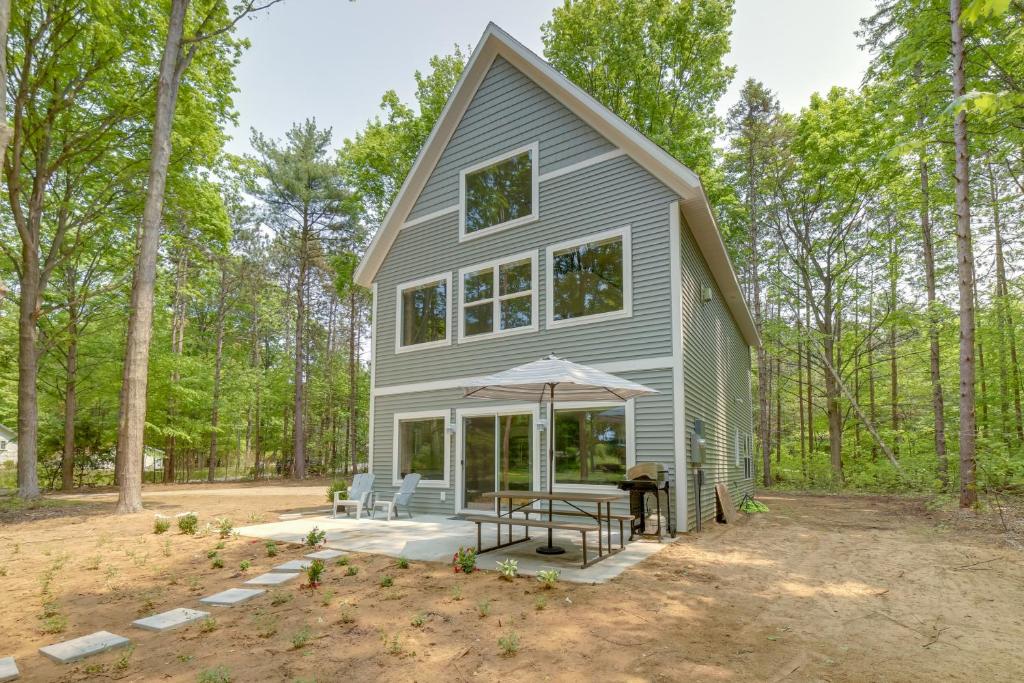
top-left (225, 0), bottom-right (878, 156)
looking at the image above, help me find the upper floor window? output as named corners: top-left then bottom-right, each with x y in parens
top-left (459, 143), bottom-right (538, 240)
top-left (396, 273), bottom-right (451, 353)
top-left (459, 252), bottom-right (538, 342)
top-left (546, 226), bottom-right (632, 329)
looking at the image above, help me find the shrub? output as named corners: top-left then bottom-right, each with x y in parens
top-left (477, 599), bottom-right (490, 617)
top-left (306, 559), bottom-right (325, 587)
top-left (304, 526), bottom-right (326, 548)
top-left (210, 554), bottom-right (224, 569)
top-left (326, 480), bottom-right (348, 502)
top-left (534, 596), bottom-right (547, 611)
top-left (197, 666), bottom-right (231, 683)
top-left (198, 617), bottom-right (218, 633)
top-left (345, 565), bottom-right (358, 577)
top-left (264, 540), bottom-right (278, 557)
top-left (334, 556), bottom-right (349, 566)
top-left (410, 612), bottom-right (425, 627)
top-left (40, 613), bottom-right (67, 634)
top-left (239, 560), bottom-right (251, 572)
top-left (291, 626), bottom-right (312, 649)
top-left (153, 515), bottom-right (170, 534)
top-left (338, 608), bottom-right (355, 624)
top-left (379, 574), bottom-right (394, 588)
top-left (451, 546), bottom-right (477, 574)
top-left (496, 557), bottom-right (518, 580)
top-left (216, 517), bottom-right (234, 538)
top-left (397, 557), bottom-right (409, 569)
top-left (270, 590), bottom-right (292, 606)
top-left (498, 630), bottom-right (520, 656)
top-left (449, 585), bottom-right (463, 601)
top-left (176, 512), bottom-right (198, 535)
top-left (536, 569), bottom-right (560, 588)
top-left (206, 549), bottom-right (219, 559)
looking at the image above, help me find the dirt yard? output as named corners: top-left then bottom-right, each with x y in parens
top-left (1, 482), bottom-right (1021, 682)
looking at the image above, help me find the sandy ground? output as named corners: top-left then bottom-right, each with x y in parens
top-left (1, 481), bottom-right (1022, 682)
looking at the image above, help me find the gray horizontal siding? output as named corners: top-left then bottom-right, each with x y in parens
top-left (408, 55), bottom-right (616, 221)
top-left (375, 154), bottom-right (677, 387)
top-left (371, 369), bottom-right (674, 519)
top-left (678, 214), bottom-right (754, 530)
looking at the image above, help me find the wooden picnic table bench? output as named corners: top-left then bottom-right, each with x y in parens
top-left (461, 514), bottom-right (601, 568)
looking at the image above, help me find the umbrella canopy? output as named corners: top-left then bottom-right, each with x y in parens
top-left (462, 355), bottom-right (658, 402)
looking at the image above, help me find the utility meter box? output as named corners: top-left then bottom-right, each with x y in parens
top-left (690, 419), bottom-right (706, 464)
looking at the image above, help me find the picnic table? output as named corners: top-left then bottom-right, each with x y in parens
top-left (463, 489), bottom-right (631, 568)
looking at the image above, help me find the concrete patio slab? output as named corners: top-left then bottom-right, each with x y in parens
top-left (132, 608), bottom-right (209, 632)
top-left (199, 588), bottom-right (265, 606)
top-left (0, 656), bottom-right (18, 682)
top-left (305, 549), bottom-right (344, 560)
top-left (238, 513), bottom-right (670, 584)
top-left (272, 559), bottom-right (312, 572)
top-left (39, 631), bottom-right (131, 664)
top-left (244, 572), bottom-right (297, 586)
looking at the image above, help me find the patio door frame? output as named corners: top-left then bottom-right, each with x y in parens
top-left (454, 403), bottom-right (542, 513)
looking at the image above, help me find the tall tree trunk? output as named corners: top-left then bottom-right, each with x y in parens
top-left (950, 0), bottom-right (977, 508)
top-left (797, 309), bottom-right (807, 480)
top-left (805, 304), bottom-right (814, 459)
top-left (0, 0), bottom-right (11, 160)
top-left (888, 237), bottom-right (899, 456)
top-left (292, 223), bottom-right (309, 479)
top-left (919, 149), bottom-right (948, 486)
top-left (61, 308), bottom-right (78, 491)
top-left (348, 290), bottom-right (359, 475)
top-left (115, 0), bottom-right (190, 514)
top-left (208, 265), bottom-right (227, 482)
top-left (823, 334), bottom-right (844, 484)
top-left (16, 255), bottom-right (41, 498)
top-left (165, 249), bottom-right (188, 483)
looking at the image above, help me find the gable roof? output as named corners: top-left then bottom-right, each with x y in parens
top-left (353, 22), bottom-right (759, 348)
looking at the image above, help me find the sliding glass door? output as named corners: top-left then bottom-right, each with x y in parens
top-left (461, 413), bottom-right (533, 511)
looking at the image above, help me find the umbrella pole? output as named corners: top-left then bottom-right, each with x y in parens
top-left (537, 382), bottom-right (565, 555)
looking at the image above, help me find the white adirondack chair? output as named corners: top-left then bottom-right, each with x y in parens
top-left (332, 473), bottom-right (375, 519)
top-left (371, 473), bottom-right (421, 520)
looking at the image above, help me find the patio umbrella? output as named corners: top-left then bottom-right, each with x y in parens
top-left (462, 354), bottom-right (657, 555)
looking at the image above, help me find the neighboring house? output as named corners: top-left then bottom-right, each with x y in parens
top-left (353, 24), bottom-right (758, 531)
top-left (0, 424), bottom-right (17, 466)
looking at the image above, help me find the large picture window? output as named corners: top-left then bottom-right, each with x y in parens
top-left (460, 143), bottom-right (538, 239)
top-left (459, 252), bottom-right (537, 341)
top-left (547, 227), bottom-right (632, 328)
top-left (553, 405), bottom-right (629, 486)
top-left (396, 273), bottom-right (451, 352)
top-left (394, 411), bottom-right (450, 487)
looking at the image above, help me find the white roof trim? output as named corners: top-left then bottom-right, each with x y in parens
top-left (353, 22), bottom-right (759, 348)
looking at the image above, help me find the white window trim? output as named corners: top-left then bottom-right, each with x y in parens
top-left (454, 403), bottom-right (542, 513)
top-left (459, 142), bottom-right (539, 242)
top-left (394, 272), bottom-right (452, 354)
top-left (550, 399), bottom-right (635, 493)
top-left (457, 250), bottom-right (539, 343)
top-left (392, 409), bottom-right (451, 488)
top-left (545, 225), bottom-right (633, 330)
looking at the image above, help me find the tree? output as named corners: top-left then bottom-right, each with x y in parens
top-left (247, 120), bottom-right (352, 480)
top-left (116, 0), bottom-right (280, 513)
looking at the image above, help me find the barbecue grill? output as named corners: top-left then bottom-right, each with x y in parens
top-left (617, 463), bottom-right (675, 540)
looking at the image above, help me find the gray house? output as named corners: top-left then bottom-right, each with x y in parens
top-left (353, 24), bottom-right (758, 531)
top-left (0, 423), bottom-right (16, 467)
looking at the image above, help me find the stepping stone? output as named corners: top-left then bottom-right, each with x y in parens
top-left (131, 608), bottom-right (210, 632)
top-left (0, 656), bottom-right (18, 682)
top-left (244, 572), bottom-right (297, 586)
top-left (272, 559), bottom-right (312, 572)
top-left (199, 588), bottom-right (265, 607)
top-left (39, 631), bottom-right (131, 664)
top-left (305, 549), bottom-right (344, 560)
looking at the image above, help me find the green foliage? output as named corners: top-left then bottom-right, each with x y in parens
top-left (326, 480), bottom-right (348, 502)
top-left (451, 547), bottom-right (477, 574)
top-left (153, 515), bottom-right (171, 534)
top-left (536, 570), bottom-right (560, 588)
top-left (216, 518), bottom-right (234, 538)
top-left (197, 666), bottom-right (232, 683)
top-left (496, 558), bottom-right (518, 580)
top-left (306, 559), bottom-right (326, 587)
top-left (739, 498), bottom-right (769, 513)
top-left (498, 630), bottom-right (521, 656)
top-left (379, 574), bottom-right (394, 588)
top-left (305, 527), bottom-right (326, 548)
top-left (264, 540), bottom-right (278, 557)
top-left (290, 626), bottom-right (312, 649)
top-left (177, 513), bottom-right (198, 535)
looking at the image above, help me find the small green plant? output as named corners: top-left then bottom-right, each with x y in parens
top-left (306, 559), bottom-right (326, 587)
top-left (536, 569), bottom-right (560, 588)
top-left (304, 526), bottom-right (326, 548)
top-left (153, 515), bottom-right (171, 534)
top-left (498, 630), bottom-right (520, 656)
top-left (197, 666), bottom-right (231, 683)
top-left (381, 633), bottom-right (402, 656)
top-left (177, 512), bottom-right (198, 535)
top-left (264, 540), bottom-right (278, 557)
top-left (84, 663), bottom-right (105, 675)
top-left (246, 512), bottom-right (265, 523)
top-left (345, 565), bottom-right (358, 577)
top-left (290, 625), bottom-right (312, 649)
top-left (452, 546), bottom-right (477, 574)
top-left (497, 557), bottom-right (518, 580)
top-left (206, 549), bottom-right (219, 559)
top-left (40, 613), bottom-right (67, 634)
top-left (177, 654), bottom-right (194, 663)
top-left (334, 556), bottom-right (349, 566)
top-left (397, 557), bottom-right (409, 569)
top-left (239, 560), bottom-right (251, 572)
top-left (477, 599), bottom-right (491, 617)
top-left (379, 574), bottom-right (394, 588)
top-left (410, 612), bottom-right (426, 627)
top-left (210, 554), bottom-right (224, 569)
top-left (114, 645), bottom-right (135, 672)
top-left (270, 590), bottom-right (292, 606)
top-left (188, 576), bottom-right (203, 592)
top-left (162, 538), bottom-right (172, 557)
top-left (449, 585), bottom-right (463, 601)
top-left (739, 497), bottom-right (770, 513)
top-left (338, 608), bottom-right (355, 624)
top-left (215, 540), bottom-right (226, 550)
top-left (534, 596), bottom-right (547, 611)
top-left (320, 589), bottom-right (335, 606)
top-left (216, 517), bottom-right (234, 538)
top-left (199, 617), bottom-right (218, 633)
top-left (326, 480), bottom-right (348, 502)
